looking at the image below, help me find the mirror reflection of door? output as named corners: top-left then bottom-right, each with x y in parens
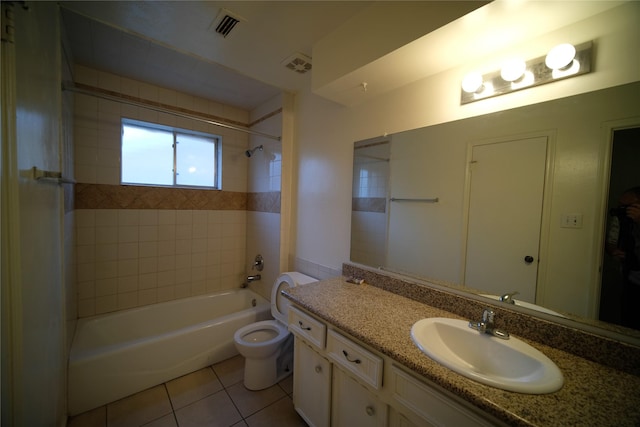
top-left (599, 126), bottom-right (640, 329)
top-left (464, 136), bottom-right (548, 303)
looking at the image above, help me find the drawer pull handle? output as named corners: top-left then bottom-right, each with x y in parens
top-left (315, 365), bottom-right (322, 373)
top-left (342, 350), bottom-right (361, 364)
top-left (298, 321), bottom-right (311, 331)
top-left (366, 406), bottom-right (375, 416)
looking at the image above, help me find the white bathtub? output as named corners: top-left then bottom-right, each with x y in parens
top-left (68, 289), bottom-right (270, 415)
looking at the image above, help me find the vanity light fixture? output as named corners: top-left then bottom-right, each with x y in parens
top-left (461, 72), bottom-right (483, 93)
top-left (500, 58), bottom-right (526, 82)
top-left (545, 43), bottom-right (576, 70)
top-left (461, 41), bottom-right (592, 104)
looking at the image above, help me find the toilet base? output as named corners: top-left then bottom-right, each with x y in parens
top-left (242, 335), bottom-right (293, 390)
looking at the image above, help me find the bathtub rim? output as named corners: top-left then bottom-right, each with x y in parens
top-left (70, 288), bottom-right (269, 362)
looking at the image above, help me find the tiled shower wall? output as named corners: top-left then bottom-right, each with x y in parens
top-left (73, 65), bottom-right (253, 317)
top-left (75, 209), bottom-right (247, 317)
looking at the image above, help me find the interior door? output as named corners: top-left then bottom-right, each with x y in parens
top-left (464, 136), bottom-right (547, 303)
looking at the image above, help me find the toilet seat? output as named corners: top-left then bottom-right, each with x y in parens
top-left (234, 320), bottom-right (288, 348)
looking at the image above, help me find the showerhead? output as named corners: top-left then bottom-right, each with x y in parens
top-left (245, 145), bottom-right (263, 158)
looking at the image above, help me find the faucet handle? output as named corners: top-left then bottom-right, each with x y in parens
top-left (482, 309), bottom-right (495, 324)
top-left (499, 291), bottom-right (519, 304)
top-left (252, 254), bottom-right (264, 271)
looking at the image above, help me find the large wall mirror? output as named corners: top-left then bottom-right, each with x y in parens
top-left (351, 81), bottom-right (640, 339)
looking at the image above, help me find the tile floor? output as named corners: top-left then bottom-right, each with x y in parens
top-left (67, 355), bottom-right (308, 427)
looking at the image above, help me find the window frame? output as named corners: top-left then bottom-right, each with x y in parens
top-left (121, 118), bottom-right (222, 190)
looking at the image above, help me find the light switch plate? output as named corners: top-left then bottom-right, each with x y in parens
top-left (561, 213), bottom-right (583, 228)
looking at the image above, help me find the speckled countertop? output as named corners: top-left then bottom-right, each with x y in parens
top-left (283, 277), bottom-right (640, 427)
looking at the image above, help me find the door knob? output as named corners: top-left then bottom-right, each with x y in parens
top-left (524, 255), bottom-right (534, 263)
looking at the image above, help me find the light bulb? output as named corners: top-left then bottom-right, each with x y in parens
top-left (552, 59), bottom-right (580, 79)
top-left (500, 58), bottom-right (526, 82)
top-left (510, 70), bottom-right (535, 90)
top-left (545, 43), bottom-right (576, 70)
top-left (462, 72), bottom-right (483, 93)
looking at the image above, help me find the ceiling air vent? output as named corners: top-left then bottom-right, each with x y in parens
top-left (282, 52), bottom-right (312, 74)
top-left (210, 8), bottom-right (245, 38)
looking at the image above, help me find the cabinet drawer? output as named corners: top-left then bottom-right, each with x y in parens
top-left (326, 329), bottom-right (383, 389)
top-left (391, 366), bottom-right (497, 427)
top-left (288, 306), bottom-right (326, 349)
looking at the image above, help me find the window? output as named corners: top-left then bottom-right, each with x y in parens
top-left (121, 119), bottom-right (221, 189)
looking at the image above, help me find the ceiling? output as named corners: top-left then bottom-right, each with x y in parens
top-left (60, 1), bottom-right (374, 110)
top-left (60, 1), bottom-right (627, 111)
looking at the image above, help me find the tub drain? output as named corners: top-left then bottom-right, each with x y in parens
top-left (251, 298), bottom-right (257, 307)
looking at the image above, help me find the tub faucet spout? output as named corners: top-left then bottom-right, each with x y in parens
top-left (246, 274), bottom-right (261, 282)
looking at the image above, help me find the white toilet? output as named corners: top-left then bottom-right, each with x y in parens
top-left (233, 272), bottom-right (317, 390)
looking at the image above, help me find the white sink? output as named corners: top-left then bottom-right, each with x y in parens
top-left (411, 317), bottom-right (563, 394)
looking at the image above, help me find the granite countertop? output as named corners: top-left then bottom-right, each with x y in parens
top-left (283, 277), bottom-right (640, 427)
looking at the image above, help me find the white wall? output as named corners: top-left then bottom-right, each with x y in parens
top-left (293, 3), bottom-right (640, 316)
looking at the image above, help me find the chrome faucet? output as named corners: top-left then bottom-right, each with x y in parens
top-left (499, 291), bottom-right (519, 304)
top-left (246, 274), bottom-right (261, 282)
top-left (251, 254), bottom-right (264, 271)
top-left (468, 309), bottom-right (510, 340)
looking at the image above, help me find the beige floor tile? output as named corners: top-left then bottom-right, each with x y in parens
top-left (68, 405), bottom-right (106, 427)
top-left (278, 374), bottom-right (294, 395)
top-left (227, 382), bottom-right (286, 418)
top-left (174, 390), bottom-right (242, 427)
top-left (141, 414), bottom-right (177, 427)
top-left (245, 396), bottom-right (307, 427)
top-left (166, 367), bottom-right (223, 410)
top-left (107, 385), bottom-right (173, 427)
top-left (230, 421), bottom-right (249, 427)
top-left (212, 355), bottom-right (245, 388)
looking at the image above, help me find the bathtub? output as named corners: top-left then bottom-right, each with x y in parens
top-left (68, 289), bottom-right (270, 415)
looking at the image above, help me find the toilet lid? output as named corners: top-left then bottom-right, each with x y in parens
top-left (271, 272), bottom-right (317, 324)
top-left (271, 280), bottom-right (292, 324)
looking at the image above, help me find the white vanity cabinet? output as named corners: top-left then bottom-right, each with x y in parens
top-left (332, 367), bottom-right (388, 427)
top-left (389, 366), bottom-right (501, 427)
top-left (288, 305), bottom-right (506, 427)
top-left (293, 338), bottom-right (332, 427)
top-left (289, 306), bottom-right (330, 427)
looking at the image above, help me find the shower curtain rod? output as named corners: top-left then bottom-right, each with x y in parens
top-left (62, 83), bottom-right (282, 141)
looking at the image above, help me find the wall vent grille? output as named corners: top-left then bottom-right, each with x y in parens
top-left (210, 8), bottom-right (245, 38)
top-left (216, 15), bottom-right (239, 37)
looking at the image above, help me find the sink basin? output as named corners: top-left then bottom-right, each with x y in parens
top-left (411, 317), bottom-right (563, 394)
top-left (480, 294), bottom-right (566, 318)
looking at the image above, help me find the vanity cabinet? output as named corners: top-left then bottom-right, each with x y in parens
top-left (389, 366), bottom-right (498, 427)
top-left (332, 367), bottom-right (387, 427)
top-left (288, 305), bottom-right (506, 427)
top-left (293, 338), bottom-right (331, 427)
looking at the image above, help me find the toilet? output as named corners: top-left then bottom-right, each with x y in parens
top-left (233, 272), bottom-right (317, 390)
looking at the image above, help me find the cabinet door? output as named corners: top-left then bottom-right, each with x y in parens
top-left (332, 367), bottom-right (388, 427)
top-left (293, 338), bottom-right (331, 427)
top-left (389, 408), bottom-right (435, 427)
